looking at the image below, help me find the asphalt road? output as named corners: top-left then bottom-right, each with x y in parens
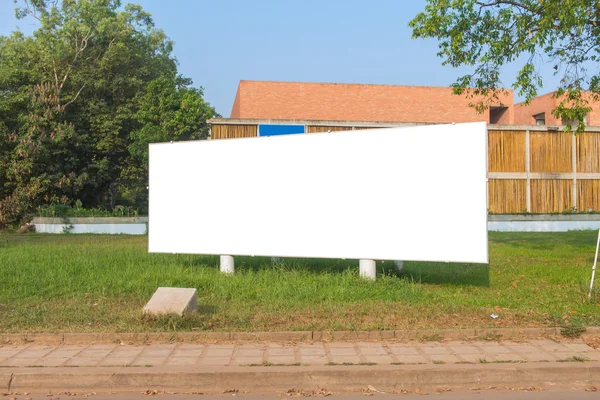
top-left (13, 387), bottom-right (600, 400)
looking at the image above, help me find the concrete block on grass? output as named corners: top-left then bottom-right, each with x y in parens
top-left (143, 287), bottom-right (197, 316)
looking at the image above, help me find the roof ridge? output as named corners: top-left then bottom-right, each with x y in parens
top-left (239, 79), bottom-right (514, 91)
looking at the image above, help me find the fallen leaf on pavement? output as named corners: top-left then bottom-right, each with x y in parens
top-left (367, 385), bottom-right (386, 394)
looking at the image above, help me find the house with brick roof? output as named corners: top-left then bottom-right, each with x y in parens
top-left (230, 80), bottom-right (514, 124)
top-left (515, 91), bottom-right (600, 127)
top-left (210, 80), bottom-right (515, 139)
top-left (205, 80), bottom-right (600, 215)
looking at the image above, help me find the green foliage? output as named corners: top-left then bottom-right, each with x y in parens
top-left (0, 0), bottom-right (218, 227)
top-left (36, 202), bottom-right (140, 217)
top-left (410, 0), bottom-right (600, 131)
top-left (129, 77), bottom-right (214, 164)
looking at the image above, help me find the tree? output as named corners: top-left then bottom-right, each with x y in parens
top-left (129, 76), bottom-right (215, 164)
top-left (410, 0), bottom-right (600, 130)
top-left (0, 0), bottom-right (218, 227)
top-left (123, 77), bottom-right (217, 205)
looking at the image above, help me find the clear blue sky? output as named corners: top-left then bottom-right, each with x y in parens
top-left (0, 0), bottom-right (562, 117)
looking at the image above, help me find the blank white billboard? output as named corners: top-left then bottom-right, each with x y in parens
top-left (149, 122), bottom-right (488, 263)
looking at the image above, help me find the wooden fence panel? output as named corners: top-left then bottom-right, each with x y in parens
top-left (577, 132), bottom-right (600, 173)
top-left (307, 126), bottom-right (351, 133)
top-left (488, 130), bottom-right (526, 172)
top-left (488, 179), bottom-right (527, 214)
top-left (211, 124), bottom-right (257, 139)
top-left (577, 180), bottom-right (600, 211)
top-left (207, 123), bottom-right (600, 213)
top-left (531, 179), bottom-right (573, 213)
top-left (530, 131), bottom-right (572, 172)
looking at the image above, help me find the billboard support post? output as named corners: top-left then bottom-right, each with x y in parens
top-left (220, 255), bottom-right (234, 274)
top-left (359, 259), bottom-right (376, 280)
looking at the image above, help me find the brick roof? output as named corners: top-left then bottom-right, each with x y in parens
top-left (230, 80), bottom-right (514, 124)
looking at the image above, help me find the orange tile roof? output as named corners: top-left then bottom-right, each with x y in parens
top-left (230, 80), bottom-right (514, 124)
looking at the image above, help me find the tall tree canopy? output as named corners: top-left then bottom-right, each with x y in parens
top-left (410, 0), bottom-right (600, 129)
top-left (0, 0), bottom-right (218, 226)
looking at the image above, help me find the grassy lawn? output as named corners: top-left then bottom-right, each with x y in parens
top-left (0, 232), bottom-right (599, 333)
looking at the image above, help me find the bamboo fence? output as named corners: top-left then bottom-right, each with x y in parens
top-left (211, 123), bottom-right (600, 213)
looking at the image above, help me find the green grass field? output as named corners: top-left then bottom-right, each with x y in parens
top-left (0, 232), bottom-right (599, 333)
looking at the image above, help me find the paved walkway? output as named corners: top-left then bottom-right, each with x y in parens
top-left (1, 339), bottom-right (599, 367)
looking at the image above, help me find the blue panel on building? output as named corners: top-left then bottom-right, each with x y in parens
top-left (258, 124), bottom-right (305, 137)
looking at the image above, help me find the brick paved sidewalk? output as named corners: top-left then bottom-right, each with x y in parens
top-left (1, 339), bottom-right (599, 368)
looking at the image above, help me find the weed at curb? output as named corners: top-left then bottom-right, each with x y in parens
top-left (478, 358), bottom-right (527, 364)
top-left (391, 362), bottom-right (425, 365)
top-left (326, 362), bottom-right (377, 366)
top-left (419, 334), bottom-right (442, 342)
top-left (477, 334), bottom-right (503, 341)
top-left (557, 356), bottom-right (589, 363)
top-left (561, 325), bottom-right (587, 338)
top-left (245, 362), bottom-right (302, 367)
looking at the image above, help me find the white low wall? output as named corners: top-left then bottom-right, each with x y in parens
top-left (32, 217), bottom-right (147, 235)
top-left (31, 215), bottom-right (600, 234)
top-left (34, 223), bottom-right (147, 234)
top-left (488, 215), bottom-right (600, 232)
top-left (488, 221), bottom-right (600, 232)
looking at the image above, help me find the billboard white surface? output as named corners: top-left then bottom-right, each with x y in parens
top-left (149, 122), bottom-right (488, 263)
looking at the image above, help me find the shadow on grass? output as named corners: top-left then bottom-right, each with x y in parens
top-left (177, 254), bottom-right (490, 287)
top-left (172, 254), bottom-right (359, 274)
top-left (0, 233), bottom-right (140, 247)
top-left (234, 256), bottom-right (358, 274)
top-left (401, 261), bottom-right (490, 287)
top-left (490, 231), bottom-right (598, 248)
top-left (196, 304), bottom-right (218, 315)
top-left (140, 305), bottom-right (218, 331)
top-left (203, 256), bottom-right (490, 287)
top-left (179, 255), bottom-right (220, 267)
